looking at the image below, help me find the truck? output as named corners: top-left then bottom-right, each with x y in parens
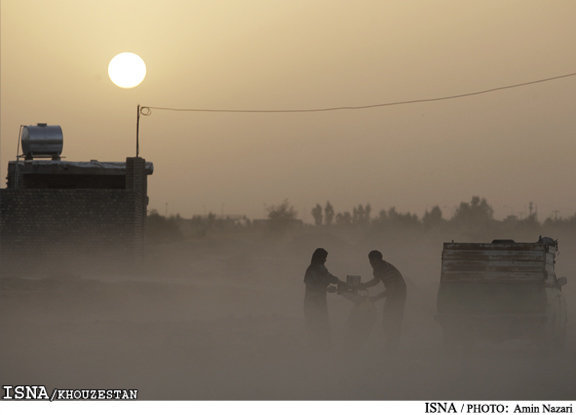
top-left (436, 237), bottom-right (567, 350)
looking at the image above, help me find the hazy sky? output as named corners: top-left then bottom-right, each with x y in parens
top-left (1, 1), bottom-right (576, 221)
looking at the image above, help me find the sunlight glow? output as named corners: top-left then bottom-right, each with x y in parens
top-left (108, 52), bottom-right (147, 88)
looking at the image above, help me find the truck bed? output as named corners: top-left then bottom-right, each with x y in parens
top-left (441, 241), bottom-right (556, 283)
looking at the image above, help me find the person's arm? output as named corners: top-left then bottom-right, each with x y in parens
top-left (369, 290), bottom-right (388, 302)
top-left (329, 274), bottom-right (347, 291)
top-left (322, 267), bottom-right (342, 286)
top-left (321, 268), bottom-right (345, 292)
top-left (360, 277), bottom-right (380, 289)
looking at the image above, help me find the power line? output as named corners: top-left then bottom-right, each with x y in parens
top-left (140, 71), bottom-right (576, 115)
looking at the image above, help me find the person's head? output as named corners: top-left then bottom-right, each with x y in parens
top-left (368, 250), bottom-right (383, 267)
top-left (311, 248), bottom-right (328, 265)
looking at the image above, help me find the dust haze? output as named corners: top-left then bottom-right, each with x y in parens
top-left (1, 220), bottom-right (574, 400)
top-left (3, 1), bottom-right (576, 219)
top-left (2, 0), bottom-right (576, 401)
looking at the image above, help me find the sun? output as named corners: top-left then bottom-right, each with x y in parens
top-left (108, 52), bottom-right (147, 88)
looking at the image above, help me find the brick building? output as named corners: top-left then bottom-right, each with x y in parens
top-left (0, 124), bottom-right (153, 273)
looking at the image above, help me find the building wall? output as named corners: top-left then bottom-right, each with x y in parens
top-left (126, 157), bottom-right (148, 255)
top-left (0, 157), bottom-right (151, 275)
top-left (0, 189), bottom-right (138, 270)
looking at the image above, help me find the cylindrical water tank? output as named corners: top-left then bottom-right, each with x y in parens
top-left (21, 123), bottom-right (63, 159)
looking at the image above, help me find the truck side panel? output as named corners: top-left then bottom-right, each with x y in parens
top-left (441, 243), bottom-right (553, 282)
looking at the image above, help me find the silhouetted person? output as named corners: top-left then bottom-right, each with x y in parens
top-left (304, 248), bottom-right (344, 349)
top-left (361, 250), bottom-right (406, 350)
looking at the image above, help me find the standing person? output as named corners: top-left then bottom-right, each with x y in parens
top-left (304, 248), bottom-right (344, 349)
top-left (361, 250), bottom-right (407, 350)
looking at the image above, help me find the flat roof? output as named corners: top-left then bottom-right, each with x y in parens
top-left (8, 160), bottom-right (154, 176)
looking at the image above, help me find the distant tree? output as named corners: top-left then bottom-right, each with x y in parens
top-left (543, 216), bottom-right (561, 229)
top-left (520, 212), bottom-right (540, 229)
top-left (352, 203), bottom-right (371, 225)
top-left (423, 205), bottom-right (444, 228)
top-left (375, 209), bottom-right (388, 224)
top-left (519, 202), bottom-right (540, 230)
top-left (335, 211), bottom-right (352, 225)
top-left (451, 196), bottom-right (494, 226)
top-left (502, 214), bottom-right (519, 224)
top-left (352, 205), bottom-right (361, 224)
top-left (324, 201), bottom-right (335, 226)
top-left (387, 206), bottom-right (420, 228)
top-left (311, 203), bottom-right (323, 226)
top-left (146, 210), bottom-right (182, 242)
top-left (267, 199), bottom-right (298, 230)
top-left (542, 212), bottom-right (576, 231)
top-left (365, 204), bottom-right (372, 223)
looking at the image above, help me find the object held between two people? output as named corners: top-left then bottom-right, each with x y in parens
top-left (336, 275), bottom-right (370, 304)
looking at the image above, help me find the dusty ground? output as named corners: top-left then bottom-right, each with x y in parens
top-left (1, 228), bottom-right (574, 399)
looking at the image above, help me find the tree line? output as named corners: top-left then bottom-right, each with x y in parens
top-left (146, 196), bottom-right (576, 241)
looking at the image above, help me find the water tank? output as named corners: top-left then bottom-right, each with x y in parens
top-left (21, 123), bottom-right (63, 160)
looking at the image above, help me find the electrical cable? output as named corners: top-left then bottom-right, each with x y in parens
top-left (140, 71), bottom-right (576, 116)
